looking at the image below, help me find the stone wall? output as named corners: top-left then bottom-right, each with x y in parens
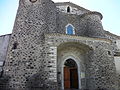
top-left (3, 0), bottom-right (57, 90)
top-left (1, 0), bottom-right (118, 90)
top-left (45, 34), bottom-right (117, 90)
top-left (116, 40), bottom-right (120, 50)
top-left (56, 11), bottom-right (106, 39)
top-left (56, 2), bottom-right (89, 15)
top-left (0, 34), bottom-right (10, 62)
top-left (114, 57), bottom-right (120, 74)
top-left (79, 12), bottom-right (105, 38)
top-left (105, 31), bottom-right (120, 90)
top-left (0, 34), bottom-right (11, 89)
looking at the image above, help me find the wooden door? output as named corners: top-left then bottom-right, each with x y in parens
top-left (64, 67), bottom-right (78, 89)
top-left (64, 67), bottom-right (70, 89)
top-left (70, 68), bottom-right (78, 89)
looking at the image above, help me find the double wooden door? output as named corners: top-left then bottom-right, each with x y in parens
top-left (64, 67), bottom-right (78, 89)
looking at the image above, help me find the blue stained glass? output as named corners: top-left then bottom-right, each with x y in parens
top-left (67, 25), bottom-right (73, 35)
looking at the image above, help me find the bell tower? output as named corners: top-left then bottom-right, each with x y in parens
top-left (4, 0), bottom-right (57, 90)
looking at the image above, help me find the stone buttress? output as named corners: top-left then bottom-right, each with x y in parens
top-left (3, 0), bottom-right (57, 90)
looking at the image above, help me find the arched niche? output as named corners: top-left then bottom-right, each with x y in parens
top-left (57, 42), bottom-right (92, 90)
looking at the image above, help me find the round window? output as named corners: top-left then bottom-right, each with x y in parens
top-left (29, 0), bottom-right (37, 3)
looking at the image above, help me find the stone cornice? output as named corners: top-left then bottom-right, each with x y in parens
top-left (45, 33), bottom-right (112, 43)
top-left (80, 11), bottom-right (103, 20)
top-left (105, 31), bottom-right (120, 39)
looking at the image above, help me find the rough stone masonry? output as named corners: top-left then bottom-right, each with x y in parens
top-left (0, 0), bottom-right (120, 90)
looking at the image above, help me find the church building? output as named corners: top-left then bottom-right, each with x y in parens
top-left (0, 0), bottom-right (120, 90)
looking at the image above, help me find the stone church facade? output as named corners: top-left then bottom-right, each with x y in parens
top-left (0, 0), bottom-right (120, 90)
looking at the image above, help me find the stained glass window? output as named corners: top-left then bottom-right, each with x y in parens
top-left (66, 25), bottom-right (74, 35)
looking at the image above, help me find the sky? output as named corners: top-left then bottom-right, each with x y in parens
top-left (0, 0), bottom-right (120, 36)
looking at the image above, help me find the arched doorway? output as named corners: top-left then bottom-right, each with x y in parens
top-left (64, 59), bottom-right (79, 89)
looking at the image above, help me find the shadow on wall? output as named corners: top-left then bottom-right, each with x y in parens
top-left (0, 75), bottom-right (14, 90)
top-left (26, 72), bottom-right (57, 90)
top-left (0, 74), bottom-right (108, 90)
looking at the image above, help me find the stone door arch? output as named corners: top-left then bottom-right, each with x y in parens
top-left (61, 56), bottom-right (81, 90)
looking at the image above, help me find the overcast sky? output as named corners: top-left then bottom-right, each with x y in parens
top-left (0, 0), bottom-right (120, 36)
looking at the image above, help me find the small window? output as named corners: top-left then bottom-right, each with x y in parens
top-left (67, 6), bottom-right (70, 13)
top-left (108, 51), bottom-right (111, 55)
top-left (12, 42), bottom-right (18, 49)
top-left (66, 24), bottom-right (74, 35)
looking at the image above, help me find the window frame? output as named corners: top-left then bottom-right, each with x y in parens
top-left (66, 24), bottom-right (75, 35)
top-left (67, 6), bottom-right (70, 13)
